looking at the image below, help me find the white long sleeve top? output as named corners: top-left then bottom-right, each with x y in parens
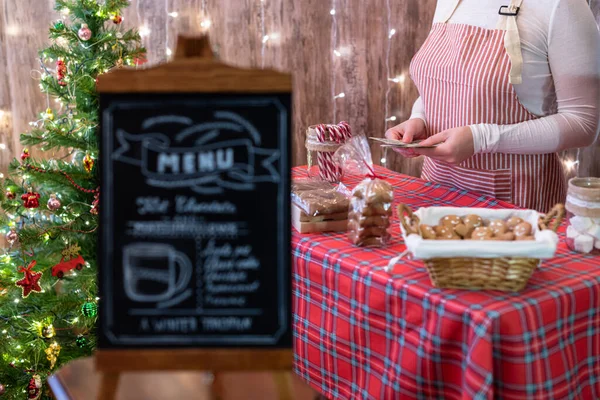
top-left (409, 0), bottom-right (600, 155)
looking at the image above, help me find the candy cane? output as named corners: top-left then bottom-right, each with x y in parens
top-left (330, 125), bottom-right (343, 143)
top-left (315, 125), bottom-right (333, 181)
top-left (315, 124), bottom-right (339, 182)
top-left (339, 121), bottom-right (352, 140)
top-left (315, 125), bottom-right (325, 181)
top-left (329, 125), bottom-right (345, 178)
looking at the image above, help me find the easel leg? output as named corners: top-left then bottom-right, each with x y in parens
top-left (98, 373), bottom-right (120, 400)
top-left (210, 372), bottom-right (224, 400)
top-left (273, 372), bottom-right (292, 400)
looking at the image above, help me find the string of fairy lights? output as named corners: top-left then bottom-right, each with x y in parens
top-left (330, 0), bottom-right (341, 123)
top-left (382, 0), bottom-right (396, 167)
top-left (260, 0), bottom-right (267, 68)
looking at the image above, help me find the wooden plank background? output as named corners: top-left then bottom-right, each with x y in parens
top-left (0, 0), bottom-right (598, 180)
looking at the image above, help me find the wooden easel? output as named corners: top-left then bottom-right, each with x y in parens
top-left (95, 35), bottom-right (294, 400)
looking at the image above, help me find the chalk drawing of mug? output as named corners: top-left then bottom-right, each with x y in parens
top-left (123, 243), bottom-right (193, 309)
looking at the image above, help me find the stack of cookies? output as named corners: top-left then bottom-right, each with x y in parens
top-left (348, 179), bottom-right (393, 247)
top-left (292, 180), bottom-right (350, 233)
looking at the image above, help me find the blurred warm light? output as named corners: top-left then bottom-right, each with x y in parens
top-left (139, 25), bottom-right (151, 37)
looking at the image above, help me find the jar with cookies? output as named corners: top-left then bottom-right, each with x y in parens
top-left (335, 135), bottom-right (393, 247)
top-left (565, 177), bottom-right (600, 254)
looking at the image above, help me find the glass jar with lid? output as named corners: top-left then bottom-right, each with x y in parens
top-left (565, 177), bottom-right (600, 254)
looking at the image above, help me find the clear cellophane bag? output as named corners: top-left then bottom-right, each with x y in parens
top-left (335, 135), bottom-right (393, 247)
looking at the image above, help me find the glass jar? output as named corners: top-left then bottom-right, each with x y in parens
top-left (565, 177), bottom-right (600, 254)
top-left (305, 125), bottom-right (343, 183)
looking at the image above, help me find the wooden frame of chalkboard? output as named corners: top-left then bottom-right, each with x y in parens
top-left (95, 35), bottom-right (293, 399)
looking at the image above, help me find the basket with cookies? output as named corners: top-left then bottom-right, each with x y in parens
top-left (397, 204), bottom-right (565, 292)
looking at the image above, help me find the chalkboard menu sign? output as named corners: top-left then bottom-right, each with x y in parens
top-left (97, 38), bottom-right (292, 351)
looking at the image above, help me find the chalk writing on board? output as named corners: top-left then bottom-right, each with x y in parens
top-left (127, 221), bottom-right (243, 238)
top-left (112, 112), bottom-right (281, 194)
top-left (135, 196), bottom-right (238, 215)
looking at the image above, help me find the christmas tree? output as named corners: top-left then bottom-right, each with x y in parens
top-left (0, 1), bottom-right (145, 398)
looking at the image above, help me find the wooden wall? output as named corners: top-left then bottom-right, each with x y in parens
top-left (0, 0), bottom-right (598, 179)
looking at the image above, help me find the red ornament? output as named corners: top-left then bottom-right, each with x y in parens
top-left (134, 54), bottom-right (148, 66)
top-left (21, 187), bottom-right (40, 209)
top-left (15, 261), bottom-right (43, 298)
top-left (91, 192), bottom-right (99, 215)
top-left (5, 189), bottom-right (15, 200)
top-left (83, 154), bottom-right (94, 173)
top-left (52, 254), bottom-right (85, 279)
top-left (21, 148), bottom-right (30, 161)
top-left (57, 59), bottom-right (67, 86)
top-left (27, 374), bottom-right (42, 400)
top-left (112, 14), bottom-right (123, 24)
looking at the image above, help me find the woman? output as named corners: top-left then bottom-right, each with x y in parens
top-left (386, 0), bottom-right (600, 212)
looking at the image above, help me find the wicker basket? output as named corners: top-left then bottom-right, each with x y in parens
top-left (397, 204), bottom-right (565, 292)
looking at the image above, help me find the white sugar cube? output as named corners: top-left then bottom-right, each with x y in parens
top-left (567, 225), bottom-right (581, 239)
top-left (570, 216), bottom-right (593, 233)
top-left (587, 223), bottom-right (600, 240)
top-left (574, 234), bottom-right (594, 253)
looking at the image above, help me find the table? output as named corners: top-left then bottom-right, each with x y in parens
top-left (48, 356), bottom-right (318, 400)
top-left (292, 166), bottom-right (600, 400)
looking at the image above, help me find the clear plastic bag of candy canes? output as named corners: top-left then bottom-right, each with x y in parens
top-left (334, 135), bottom-right (394, 247)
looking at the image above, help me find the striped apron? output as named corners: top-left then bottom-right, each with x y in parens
top-left (409, 0), bottom-right (566, 212)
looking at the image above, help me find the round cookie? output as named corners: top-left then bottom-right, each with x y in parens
top-left (462, 214), bottom-right (484, 229)
top-left (495, 232), bottom-right (516, 241)
top-left (437, 226), bottom-right (460, 240)
top-left (454, 223), bottom-right (474, 239)
top-left (472, 227), bottom-right (494, 240)
top-left (440, 215), bottom-right (462, 228)
top-left (489, 219), bottom-right (508, 235)
top-left (514, 222), bottom-right (533, 239)
top-left (506, 216), bottom-right (524, 230)
top-left (420, 224), bottom-right (437, 240)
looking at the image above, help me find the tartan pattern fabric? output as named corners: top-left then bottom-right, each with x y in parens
top-left (292, 166), bottom-right (600, 400)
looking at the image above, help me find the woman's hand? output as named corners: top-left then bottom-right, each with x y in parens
top-left (413, 126), bottom-right (475, 165)
top-left (385, 118), bottom-right (427, 158)
top-left (385, 118), bottom-right (427, 142)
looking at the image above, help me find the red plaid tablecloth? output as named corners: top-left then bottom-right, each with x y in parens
top-left (292, 166), bottom-right (600, 400)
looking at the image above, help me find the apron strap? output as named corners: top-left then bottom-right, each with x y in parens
top-left (497, 0), bottom-right (524, 85)
top-left (441, 0), bottom-right (462, 23)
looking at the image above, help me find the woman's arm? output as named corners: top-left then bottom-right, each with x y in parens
top-left (472, 0), bottom-right (600, 155)
top-left (409, 96), bottom-right (427, 124)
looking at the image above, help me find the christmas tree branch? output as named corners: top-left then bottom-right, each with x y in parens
top-left (0, 0), bottom-right (140, 394)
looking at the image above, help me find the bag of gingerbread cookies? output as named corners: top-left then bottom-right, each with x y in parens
top-left (291, 179), bottom-right (351, 217)
top-left (334, 135), bottom-right (393, 247)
